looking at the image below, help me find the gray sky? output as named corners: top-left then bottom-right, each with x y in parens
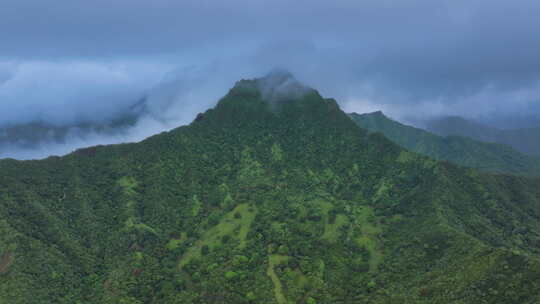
top-left (1, 0), bottom-right (540, 157)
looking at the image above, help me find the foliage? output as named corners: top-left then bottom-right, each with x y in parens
top-left (350, 111), bottom-right (540, 176)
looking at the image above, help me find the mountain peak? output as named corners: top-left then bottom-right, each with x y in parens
top-left (259, 68), bottom-right (295, 84)
top-left (230, 70), bottom-right (315, 107)
top-left (350, 110), bottom-right (388, 121)
top-left (197, 72), bottom-right (349, 133)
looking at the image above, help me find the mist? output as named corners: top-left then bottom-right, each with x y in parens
top-left (2, 0), bottom-right (540, 159)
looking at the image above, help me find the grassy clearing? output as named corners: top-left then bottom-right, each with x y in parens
top-left (397, 150), bottom-right (416, 163)
top-left (118, 176), bottom-right (155, 233)
top-left (288, 268), bottom-right (308, 290)
top-left (355, 206), bottom-right (383, 271)
top-left (166, 232), bottom-right (187, 250)
top-left (179, 203), bottom-right (256, 268)
top-left (118, 176), bottom-right (138, 196)
top-left (309, 198), bottom-right (349, 242)
top-left (322, 214), bottom-right (348, 241)
top-left (267, 254), bottom-right (290, 304)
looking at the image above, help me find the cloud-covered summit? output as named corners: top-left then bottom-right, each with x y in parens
top-left (232, 69), bottom-right (314, 104)
top-left (1, 0), bottom-right (540, 158)
top-left (256, 70), bottom-right (313, 102)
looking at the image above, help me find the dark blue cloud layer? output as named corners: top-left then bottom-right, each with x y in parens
top-left (1, 0), bottom-right (540, 158)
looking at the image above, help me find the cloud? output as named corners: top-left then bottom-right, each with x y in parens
top-left (0, 60), bottom-right (170, 126)
top-left (0, 117), bottom-right (160, 160)
top-left (0, 59), bottom-right (262, 159)
top-left (1, 0), bottom-right (540, 157)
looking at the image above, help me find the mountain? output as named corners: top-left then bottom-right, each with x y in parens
top-left (427, 116), bottom-right (540, 156)
top-left (350, 111), bottom-right (540, 176)
top-left (2, 73), bottom-right (540, 303)
top-left (0, 100), bottom-right (144, 153)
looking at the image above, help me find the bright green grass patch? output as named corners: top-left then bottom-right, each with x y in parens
top-left (309, 198), bottom-right (349, 242)
top-left (119, 177), bottom-right (140, 226)
top-left (191, 195), bottom-right (202, 217)
top-left (355, 206), bottom-right (383, 271)
top-left (397, 150), bottom-right (416, 163)
top-left (322, 214), bottom-right (348, 241)
top-left (133, 251), bottom-right (143, 261)
top-left (269, 254), bottom-right (290, 265)
top-left (267, 254), bottom-right (290, 304)
top-left (124, 200), bottom-right (137, 220)
top-left (374, 180), bottom-right (391, 202)
top-left (118, 176), bottom-right (138, 196)
top-left (166, 232), bottom-right (187, 250)
top-left (289, 268), bottom-right (308, 289)
top-left (317, 200), bottom-right (333, 213)
top-left (124, 217), bottom-right (158, 235)
top-left (122, 200), bottom-right (157, 234)
top-left (179, 203), bottom-right (257, 268)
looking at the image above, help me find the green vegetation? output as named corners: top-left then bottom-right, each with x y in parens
top-left (179, 203), bottom-right (256, 268)
top-left (350, 111), bottom-right (540, 176)
top-left (355, 206), bottom-right (383, 271)
top-left (267, 254), bottom-right (290, 304)
top-left (1, 75), bottom-right (540, 303)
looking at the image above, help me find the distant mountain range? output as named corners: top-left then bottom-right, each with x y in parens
top-left (0, 99), bottom-right (149, 158)
top-left (349, 111), bottom-right (540, 176)
top-left (426, 116), bottom-right (540, 156)
top-left (0, 116), bottom-right (138, 148)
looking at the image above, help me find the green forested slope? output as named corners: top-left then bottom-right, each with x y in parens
top-left (1, 75), bottom-right (540, 303)
top-left (350, 111), bottom-right (540, 176)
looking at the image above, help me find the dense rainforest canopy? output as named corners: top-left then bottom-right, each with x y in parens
top-left (1, 74), bottom-right (540, 303)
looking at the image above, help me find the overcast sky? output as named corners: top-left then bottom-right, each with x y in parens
top-left (1, 0), bottom-right (540, 158)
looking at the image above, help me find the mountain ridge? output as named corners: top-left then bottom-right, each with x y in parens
top-left (0, 100), bottom-right (145, 159)
top-left (427, 115), bottom-right (540, 156)
top-left (350, 111), bottom-right (540, 176)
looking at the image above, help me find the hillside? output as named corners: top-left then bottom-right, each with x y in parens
top-left (1, 73), bottom-right (540, 303)
top-left (427, 116), bottom-right (540, 156)
top-left (350, 111), bottom-right (540, 176)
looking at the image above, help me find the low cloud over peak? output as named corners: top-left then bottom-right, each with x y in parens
top-left (1, 0), bottom-right (540, 158)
